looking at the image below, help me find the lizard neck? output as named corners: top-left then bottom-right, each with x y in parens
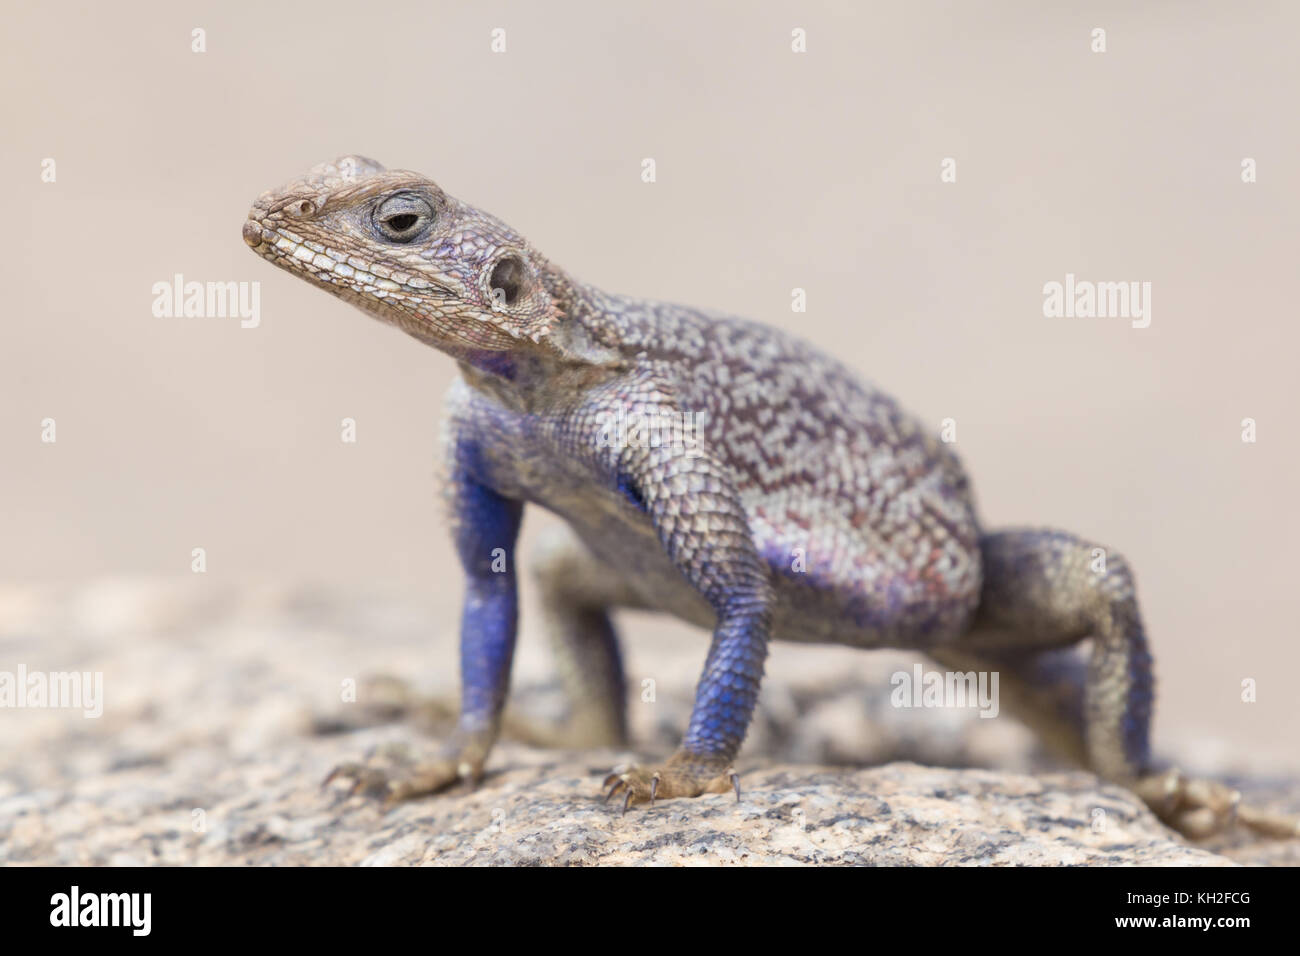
top-left (535, 258), bottom-right (625, 354)
top-left (454, 260), bottom-right (627, 411)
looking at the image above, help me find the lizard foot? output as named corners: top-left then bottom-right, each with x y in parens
top-left (322, 738), bottom-right (488, 809)
top-left (602, 752), bottom-right (739, 814)
top-left (1135, 768), bottom-right (1300, 840)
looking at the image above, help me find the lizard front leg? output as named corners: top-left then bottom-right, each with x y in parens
top-left (597, 398), bottom-right (773, 811)
top-left (326, 431), bottom-right (523, 806)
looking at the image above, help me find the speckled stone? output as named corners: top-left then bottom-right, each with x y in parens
top-left (0, 581), bottom-right (1294, 866)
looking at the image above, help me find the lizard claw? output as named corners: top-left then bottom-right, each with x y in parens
top-left (324, 746), bottom-right (485, 807)
top-left (321, 764), bottom-right (348, 790)
top-left (601, 771), bottom-right (638, 814)
top-left (1237, 804), bottom-right (1300, 839)
top-left (1133, 768), bottom-right (1300, 840)
top-left (599, 753), bottom-right (739, 812)
top-left (322, 761), bottom-right (395, 798)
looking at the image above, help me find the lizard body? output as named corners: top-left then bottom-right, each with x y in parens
top-left (245, 156), bottom-right (1293, 837)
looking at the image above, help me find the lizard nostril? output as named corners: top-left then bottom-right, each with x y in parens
top-left (284, 199), bottom-right (315, 218)
top-left (242, 219), bottom-right (263, 247)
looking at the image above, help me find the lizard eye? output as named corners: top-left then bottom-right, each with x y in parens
top-left (373, 193), bottom-right (433, 243)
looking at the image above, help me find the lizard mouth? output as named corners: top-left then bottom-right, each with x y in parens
top-left (243, 213), bottom-right (454, 302)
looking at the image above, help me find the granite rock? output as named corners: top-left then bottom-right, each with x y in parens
top-left (0, 580), bottom-right (1295, 866)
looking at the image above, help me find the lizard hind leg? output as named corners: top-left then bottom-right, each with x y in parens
top-left (320, 526), bottom-right (638, 754)
top-left (959, 528), bottom-right (1298, 840)
top-left (966, 529), bottom-right (1152, 781)
top-left (523, 524), bottom-right (646, 749)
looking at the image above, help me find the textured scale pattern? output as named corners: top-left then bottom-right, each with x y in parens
top-left (248, 157), bottom-right (1298, 837)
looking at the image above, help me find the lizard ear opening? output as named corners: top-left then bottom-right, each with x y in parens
top-left (488, 255), bottom-right (527, 308)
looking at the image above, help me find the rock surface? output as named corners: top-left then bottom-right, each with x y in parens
top-left (0, 580), bottom-right (1295, 866)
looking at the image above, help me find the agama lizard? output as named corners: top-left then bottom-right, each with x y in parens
top-left (244, 156), bottom-right (1296, 839)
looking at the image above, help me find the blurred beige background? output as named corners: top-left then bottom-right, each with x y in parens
top-left (3, 2), bottom-right (1297, 766)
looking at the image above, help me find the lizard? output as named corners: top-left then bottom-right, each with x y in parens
top-left (243, 155), bottom-right (1297, 840)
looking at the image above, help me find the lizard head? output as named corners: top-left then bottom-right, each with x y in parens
top-left (243, 155), bottom-right (565, 366)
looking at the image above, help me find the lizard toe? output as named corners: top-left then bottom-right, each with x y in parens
top-left (601, 755), bottom-right (740, 813)
top-left (324, 748), bottom-right (482, 808)
top-left (1136, 768), bottom-right (1245, 839)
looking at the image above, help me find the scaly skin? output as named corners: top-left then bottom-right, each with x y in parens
top-left (246, 156), bottom-right (1295, 838)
